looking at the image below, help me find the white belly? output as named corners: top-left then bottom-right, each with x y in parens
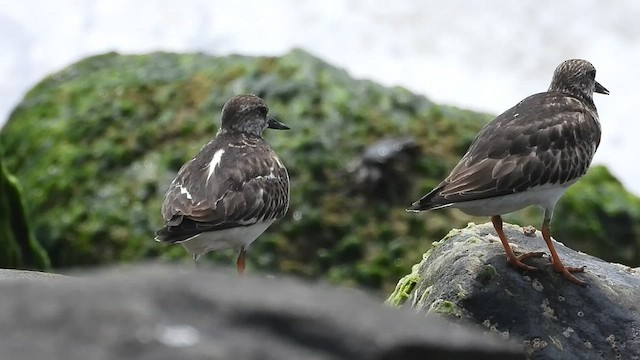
top-left (178, 220), bottom-right (274, 257)
top-left (452, 183), bottom-right (574, 217)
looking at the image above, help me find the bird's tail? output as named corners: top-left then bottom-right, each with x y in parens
top-left (154, 227), bottom-right (171, 242)
top-left (406, 185), bottom-right (450, 212)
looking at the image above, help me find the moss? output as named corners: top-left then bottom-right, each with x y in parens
top-left (0, 144), bottom-right (50, 270)
top-left (428, 299), bottom-right (463, 318)
top-left (475, 264), bottom-right (498, 285)
top-left (385, 272), bottom-right (420, 306)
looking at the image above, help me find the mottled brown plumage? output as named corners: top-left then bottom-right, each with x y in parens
top-left (155, 95), bottom-right (290, 273)
top-left (408, 59), bottom-right (609, 285)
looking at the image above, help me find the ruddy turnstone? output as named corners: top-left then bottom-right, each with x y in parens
top-left (155, 94), bottom-right (290, 273)
top-left (408, 59), bottom-right (609, 285)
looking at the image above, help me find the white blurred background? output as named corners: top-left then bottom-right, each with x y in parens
top-left (1, 0), bottom-right (638, 193)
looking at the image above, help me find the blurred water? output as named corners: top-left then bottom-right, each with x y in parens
top-left (1, 0), bottom-right (639, 193)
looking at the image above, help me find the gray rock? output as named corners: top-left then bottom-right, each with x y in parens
top-left (388, 222), bottom-right (640, 360)
top-left (0, 268), bottom-right (63, 281)
top-left (347, 137), bottom-right (421, 204)
top-left (0, 264), bottom-right (522, 360)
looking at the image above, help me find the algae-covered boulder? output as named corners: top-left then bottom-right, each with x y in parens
top-left (388, 222), bottom-right (640, 360)
top-left (0, 50), bottom-right (488, 289)
top-left (0, 144), bottom-right (49, 270)
top-left (1, 50), bottom-right (638, 291)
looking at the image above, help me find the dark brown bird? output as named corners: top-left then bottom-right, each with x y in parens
top-left (155, 94), bottom-right (290, 273)
top-left (408, 59), bottom-right (609, 285)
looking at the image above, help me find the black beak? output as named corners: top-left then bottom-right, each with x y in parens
top-left (595, 81), bottom-right (610, 95)
top-left (267, 116), bottom-right (290, 130)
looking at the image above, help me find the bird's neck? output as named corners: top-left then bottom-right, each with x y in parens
top-left (218, 128), bottom-right (263, 138)
top-left (548, 85), bottom-right (597, 111)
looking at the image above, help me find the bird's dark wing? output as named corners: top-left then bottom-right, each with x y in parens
top-left (156, 136), bottom-right (289, 243)
top-left (409, 93), bottom-right (601, 211)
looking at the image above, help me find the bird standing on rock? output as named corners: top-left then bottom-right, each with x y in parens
top-left (155, 94), bottom-right (290, 274)
top-left (408, 59), bottom-right (609, 286)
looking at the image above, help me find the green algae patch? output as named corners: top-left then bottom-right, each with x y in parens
top-left (386, 272), bottom-right (420, 307)
top-left (0, 144), bottom-right (50, 270)
top-left (475, 264), bottom-right (498, 285)
top-left (428, 299), bottom-right (463, 318)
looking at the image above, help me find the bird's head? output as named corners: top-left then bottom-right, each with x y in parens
top-left (548, 59), bottom-right (609, 104)
top-left (219, 94), bottom-right (289, 136)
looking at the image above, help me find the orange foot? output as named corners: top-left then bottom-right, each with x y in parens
top-left (551, 260), bottom-right (587, 286)
top-left (506, 251), bottom-right (545, 271)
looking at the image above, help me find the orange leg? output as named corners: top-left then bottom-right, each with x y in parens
top-left (236, 246), bottom-right (246, 275)
top-left (491, 215), bottom-right (544, 271)
top-left (541, 214), bottom-right (586, 286)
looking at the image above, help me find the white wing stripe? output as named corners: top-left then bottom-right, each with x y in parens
top-left (206, 149), bottom-right (225, 184)
top-left (179, 185), bottom-right (193, 200)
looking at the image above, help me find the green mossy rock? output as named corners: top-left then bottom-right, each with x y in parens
top-left (0, 144), bottom-right (50, 270)
top-left (1, 50), bottom-right (637, 291)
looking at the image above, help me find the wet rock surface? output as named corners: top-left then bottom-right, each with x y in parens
top-left (389, 222), bottom-right (640, 360)
top-left (0, 264), bottom-right (523, 360)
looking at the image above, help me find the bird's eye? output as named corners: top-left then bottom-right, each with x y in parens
top-left (588, 69), bottom-right (596, 78)
top-left (258, 106), bottom-right (268, 116)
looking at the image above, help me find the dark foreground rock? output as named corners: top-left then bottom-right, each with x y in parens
top-left (0, 264), bottom-right (522, 360)
top-left (388, 222), bottom-right (640, 360)
top-left (0, 268), bottom-right (62, 281)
